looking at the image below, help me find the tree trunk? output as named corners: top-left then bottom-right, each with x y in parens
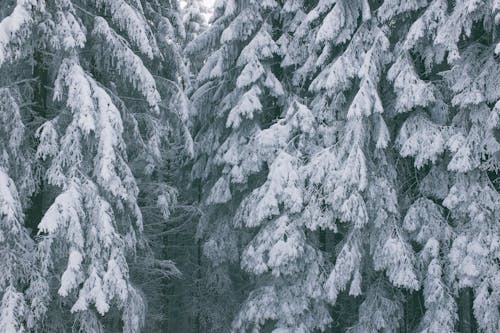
top-left (26, 48), bottom-right (48, 234)
top-left (319, 228), bottom-right (327, 252)
top-left (459, 288), bottom-right (475, 333)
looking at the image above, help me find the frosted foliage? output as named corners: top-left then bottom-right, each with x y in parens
top-left (435, 0), bottom-right (489, 62)
top-left (341, 144), bottom-right (368, 191)
top-left (236, 59), bottom-right (265, 88)
top-left (418, 256), bottom-right (457, 333)
top-left (340, 192), bottom-right (368, 228)
top-left (448, 234), bottom-right (500, 333)
top-left (316, 0), bottom-right (367, 45)
top-left (449, 235), bottom-right (496, 288)
top-left (309, 25), bottom-right (369, 95)
top-left (402, 0), bottom-right (447, 58)
top-left (183, 0), bottom-right (500, 331)
top-left (0, 0), bottom-right (42, 66)
top-left (0, 95), bottom-right (35, 204)
top-left (0, 89), bottom-right (22, 163)
top-left (347, 79), bottom-right (383, 119)
top-left (301, 194), bottom-right (336, 232)
top-left (0, 0), bottom-right (188, 331)
top-left (403, 198), bottom-right (451, 245)
top-left (473, 279), bottom-right (500, 333)
top-left (183, 0), bottom-right (209, 42)
top-left (202, 222), bottom-right (239, 265)
top-left (50, 11), bottom-right (86, 51)
top-left (72, 267), bottom-right (109, 315)
top-left (264, 72), bottom-right (285, 97)
top-left (0, 286), bottom-right (27, 333)
top-left (444, 46), bottom-right (500, 107)
top-left (441, 173), bottom-right (500, 332)
top-left (123, 287), bottom-right (145, 333)
top-left (374, 234), bottom-right (419, 290)
top-left (0, 170), bottom-right (24, 237)
top-left (53, 59), bottom-right (95, 134)
top-left (217, 128), bottom-right (264, 183)
top-left (35, 121), bottom-right (59, 160)
top-left (94, 0), bottom-right (158, 58)
top-left (347, 287), bottom-right (403, 333)
top-left (232, 285), bottom-right (331, 333)
top-left (443, 174), bottom-right (499, 225)
top-left (378, 0), bottom-right (428, 22)
top-left (59, 249), bottom-right (83, 297)
top-left (0, 169), bottom-right (33, 292)
top-left (242, 216), bottom-right (307, 276)
top-left (39, 163), bottom-right (140, 319)
top-left (49, 59), bottom-right (140, 208)
top-left (92, 17), bottom-right (161, 113)
top-left (231, 286), bottom-right (279, 333)
top-left (93, 83), bottom-right (137, 200)
top-left (325, 234), bottom-right (361, 304)
top-left (72, 311), bottom-right (104, 333)
top-left (234, 152), bottom-right (302, 228)
top-left (365, 177), bottom-right (399, 228)
top-left (397, 113), bottom-right (446, 168)
top-left (387, 54), bottom-right (435, 113)
top-left (237, 29), bottom-right (279, 66)
top-left (221, 8), bottom-right (261, 43)
top-left (256, 101), bottom-right (314, 161)
top-left (206, 176), bottom-right (232, 204)
top-left (197, 49), bottom-right (225, 81)
top-left (419, 164), bottom-right (449, 199)
top-left (226, 86), bottom-right (262, 128)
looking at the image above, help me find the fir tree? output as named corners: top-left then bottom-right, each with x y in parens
top-left (389, 1), bottom-right (500, 332)
top-left (188, 0), bottom-right (334, 331)
top-left (183, 0), bottom-right (209, 44)
top-left (1, 0), bottom-right (191, 331)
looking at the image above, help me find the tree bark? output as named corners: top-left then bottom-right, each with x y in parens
top-left (459, 288), bottom-right (475, 333)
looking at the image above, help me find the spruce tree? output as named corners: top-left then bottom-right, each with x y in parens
top-left (0, 0), bottom-right (190, 331)
top-left (183, 0), bottom-right (209, 44)
top-left (387, 1), bottom-right (499, 332)
top-left (0, 1), bottom-right (47, 331)
top-left (188, 1), bottom-right (333, 331)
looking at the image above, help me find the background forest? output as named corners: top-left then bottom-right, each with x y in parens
top-left (0, 0), bottom-right (499, 332)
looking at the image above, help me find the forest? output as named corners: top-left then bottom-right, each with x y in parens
top-left (0, 0), bottom-right (499, 332)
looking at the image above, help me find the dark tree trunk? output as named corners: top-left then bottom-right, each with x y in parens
top-left (459, 288), bottom-right (476, 333)
top-left (26, 48), bottom-right (48, 234)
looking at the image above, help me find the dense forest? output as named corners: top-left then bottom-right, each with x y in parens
top-left (0, 0), bottom-right (498, 332)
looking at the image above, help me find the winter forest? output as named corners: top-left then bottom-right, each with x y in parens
top-left (0, 0), bottom-right (499, 332)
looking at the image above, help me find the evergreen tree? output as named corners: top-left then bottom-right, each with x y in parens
top-left (284, 1), bottom-right (421, 331)
top-left (0, 1), bottom-right (48, 331)
top-left (1, 0), bottom-right (190, 331)
top-left (188, 1), bottom-right (333, 331)
top-left (1, 0), bottom-right (499, 332)
top-left (183, 0), bottom-right (209, 44)
top-left (388, 1), bottom-right (499, 332)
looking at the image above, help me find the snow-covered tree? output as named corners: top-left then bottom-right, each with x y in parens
top-left (1, 0), bottom-right (191, 331)
top-left (389, 1), bottom-right (500, 332)
top-left (279, 1), bottom-right (424, 330)
top-left (188, 0), bottom-right (499, 331)
top-left (187, 1), bottom-right (334, 332)
top-left (1, 0), bottom-right (498, 331)
top-left (0, 2), bottom-right (47, 330)
top-left (183, 0), bottom-right (209, 44)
